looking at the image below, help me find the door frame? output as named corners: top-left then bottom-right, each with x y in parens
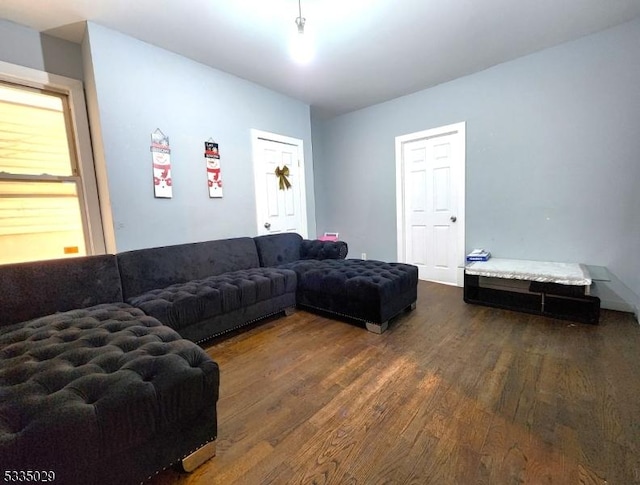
top-left (395, 122), bottom-right (466, 286)
top-left (251, 129), bottom-right (308, 238)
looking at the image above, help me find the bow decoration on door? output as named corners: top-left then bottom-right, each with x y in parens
top-left (275, 165), bottom-right (292, 190)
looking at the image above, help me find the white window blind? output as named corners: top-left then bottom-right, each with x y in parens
top-left (0, 81), bottom-right (87, 264)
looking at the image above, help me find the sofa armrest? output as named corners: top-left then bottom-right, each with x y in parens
top-left (301, 239), bottom-right (348, 260)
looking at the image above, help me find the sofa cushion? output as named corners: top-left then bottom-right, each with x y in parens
top-left (117, 237), bottom-right (260, 300)
top-left (0, 255), bottom-right (123, 328)
top-left (0, 303), bottom-right (219, 479)
top-left (254, 233), bottom-right (303, 267)
top-left (126, 267), bottom-right (297, 331)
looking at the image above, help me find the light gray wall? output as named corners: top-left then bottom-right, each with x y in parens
top-left (313, 18), bottom-right (640, 309)
top-left (83, 22), bottom-right (316, 252)
top-left (0, 19), bottom-right (83, 80)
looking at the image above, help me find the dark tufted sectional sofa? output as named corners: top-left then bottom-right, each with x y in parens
top-left (0, 233), bottom-right (417, 484)
top-left (0, 255), bottom-right (219, 485)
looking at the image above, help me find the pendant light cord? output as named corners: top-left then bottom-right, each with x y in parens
top-left (296, 0), bottom-right (305, 34)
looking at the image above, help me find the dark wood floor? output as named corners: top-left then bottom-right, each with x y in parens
top-left (149, 281), bottom-right (640, 484)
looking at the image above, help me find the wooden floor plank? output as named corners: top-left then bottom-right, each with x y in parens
top-left (149, 281), bottom-right (640, 484)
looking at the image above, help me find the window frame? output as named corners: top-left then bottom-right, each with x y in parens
top-left (0, 60), bottom-right (106, 257)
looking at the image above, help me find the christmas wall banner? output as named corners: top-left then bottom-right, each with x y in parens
top-left (151, 128), bottom-right (172, 198)
top-left (205, 139), bottom-right (223, 198)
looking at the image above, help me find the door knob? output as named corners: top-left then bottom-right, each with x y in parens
top-left (264, 222), bottom-right (271, 229)
top-left (450, 216), bottom-right (457, 223)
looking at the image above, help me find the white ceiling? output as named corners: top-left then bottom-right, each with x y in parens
top-left (2, 0), bottom-right (640, 118)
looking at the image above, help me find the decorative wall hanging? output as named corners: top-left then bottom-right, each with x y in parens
top-left (204, 139), bottom-right (223, 198)
top-left (275, 165), bottom-right (291, 190)
top-left (150, 128), bottom-right (172, 198)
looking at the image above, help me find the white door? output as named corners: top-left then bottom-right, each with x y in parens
top-left (395, 122), bottom-right (465, 286)
top-left (252, 130), bottom-right (308, 237)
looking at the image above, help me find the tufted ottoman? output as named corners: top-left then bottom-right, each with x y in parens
top-left (283, 259), bottom-right (418, 333)
top-left (0, 303), bottom-right (219, 485)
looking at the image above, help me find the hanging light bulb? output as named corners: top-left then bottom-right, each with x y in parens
top-left (295, 10), bottom-right (305, 34)
top-left (290, 0), bottom-right (314, 64)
